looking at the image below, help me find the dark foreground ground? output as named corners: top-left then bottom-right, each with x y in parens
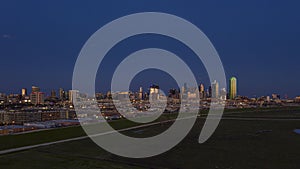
top-left (1, 107), bottom-right (300, 169)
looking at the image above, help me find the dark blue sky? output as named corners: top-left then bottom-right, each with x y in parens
top-left (0, 0), bottom-right (300, 98)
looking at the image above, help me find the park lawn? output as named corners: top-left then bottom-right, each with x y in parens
top-left (1, 111), bottom-right (300, 168)
top-left (0, 112), bottom-right (180, 151)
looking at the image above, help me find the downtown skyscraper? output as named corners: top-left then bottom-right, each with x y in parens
top-left (229, 77), bottom-right (237, 99)
top-left (211, 80), bottom-right (219, 99)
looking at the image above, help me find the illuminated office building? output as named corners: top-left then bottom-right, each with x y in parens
top-left (30, 92), bottom-right (45, 105)
top-left (21, 88), bottom-right (27, 97)
top-left (211, 80), bottom-right (219, 99)
top-left (229, 77), bottom-right (237, 99)
top-left (32, 86), bottom-right (40, 93)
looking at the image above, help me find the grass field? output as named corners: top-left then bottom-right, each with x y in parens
top-left (1, 107), bottom-right (300, 169)
top-left (0, 112), bottom-right (179, 151)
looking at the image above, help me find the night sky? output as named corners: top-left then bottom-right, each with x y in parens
top-left (0, 0), bottom-right (300, 98)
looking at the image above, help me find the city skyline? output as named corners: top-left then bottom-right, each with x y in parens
top-left (0, 76), bottom-right (289, 100)
top-left (1, 1), bottom-right (300, 168)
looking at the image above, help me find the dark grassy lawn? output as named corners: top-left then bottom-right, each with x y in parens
top-left (0, 113), bottom-right (179, 151)
top-left (2, 117), bottom-right (300, 169)
top-left (1, 107), bottom-right (300, 169)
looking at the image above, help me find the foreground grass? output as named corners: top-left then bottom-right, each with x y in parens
top-left (1, 109), bottom-right (300, 168)
top-left (0, 149), bottom-right (145, 169)
top-left (0, 113), bottom-right (179, 151)
top-left (0, 106), bottom-right (300, 152)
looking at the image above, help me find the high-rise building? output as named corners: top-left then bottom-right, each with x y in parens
top-left (139, 87), bottom-right (143, 100)
top-left (32, 86), bottom-right (40, 93)
top-left (183, 83), bottom-right (188, 93)
top-left (208, 86), bottom-right (212, 98)
top-left (51, 90), bottom-right (56, 98)
top-left (30, 92), bottom-right (45, 105)
top-left (211, 80), bottom-right (219, 99)
top-left (21, 88), bottom-right (27, 97)
top-left (150, 84), bottom-right (159, 100)
top-left (69, 90), bottom-right (79, 103)
top-left (59, 88), bottom-right (65, 100)
top-left (220, 88), bottom-right (227, 100)
top-left (199, 84), bottom-right (205, 99)
top-left (229, 77), bottom-right (237, 99)
top-left (30, 86), bottom-right (43, 105)
top-left (181, 83), bottom-right (189, 99)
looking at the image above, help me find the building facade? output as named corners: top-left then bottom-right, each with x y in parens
top-left (229, 77), bottom-right (237, 99)
top-left (30, 92), bottom-right (45, 105)
top-left (211, 80), bottom-right (219, 99)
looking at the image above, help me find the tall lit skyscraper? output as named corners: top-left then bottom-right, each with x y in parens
top-left (32, 86), bottom-right (40, 93)
top-left (21, 88), bottom-right (27, 97)
top-left (69, 90), bottom-right (79, 103)
top-left (199, 84), bottom-right (205, 99)
top-left (211, 80), bottom-right (219, 99)
top-left (229, 77), bottom-right (237, 99)
top-left (150, 84), bottom-right (159, 100)
top-left (139, 87), bottom-right (143, 100)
